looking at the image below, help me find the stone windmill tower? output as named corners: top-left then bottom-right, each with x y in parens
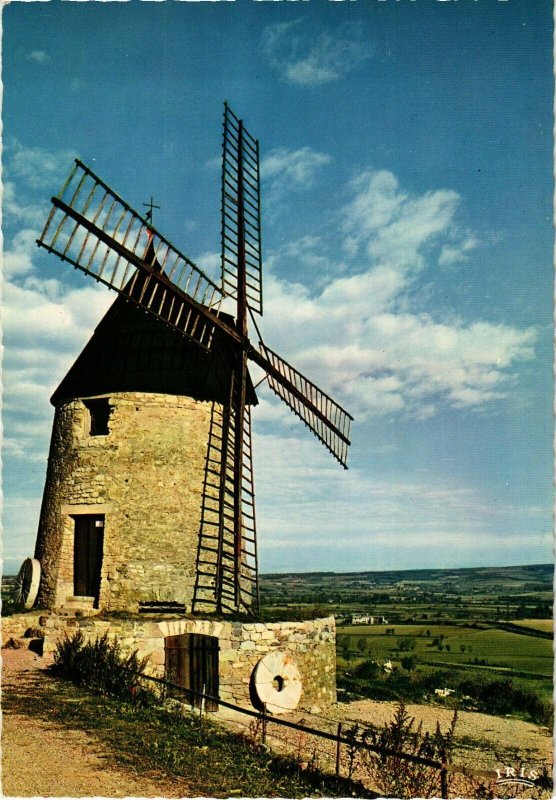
top-left (31, 104), bottom-right (353, 617)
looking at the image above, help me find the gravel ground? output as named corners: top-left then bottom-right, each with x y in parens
top-left (218, 691), bottom-right (553, 797)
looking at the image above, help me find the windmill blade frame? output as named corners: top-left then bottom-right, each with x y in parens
top-left (221, 102), bottom-right (263, 316)
top-left (192, 386), bottom-right (259, 615)
top-left (251, 342), bottom-right (353, 468)
top-left (37, 159), bottom-right (224, 350)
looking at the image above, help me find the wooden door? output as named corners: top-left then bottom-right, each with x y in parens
top-left (73, 515), bottom-right (104, 606)
top-left (164, 633), bottom-right (219, 710)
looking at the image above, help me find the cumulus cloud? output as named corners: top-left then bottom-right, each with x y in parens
top-left (5, 139), bottom-right (75, 191)
top-left (254, 168), bottom-right (535, 422)
top-left (3, 229), bottom-right (37, 277)
top-left (341, 169), bottom-right (473, 275)
top-left (196, 250), bottom-right (221, 283)
top-left (261, 19), bottom-right (371, 86)
top-left (261, 146), bottom-right (331, 208)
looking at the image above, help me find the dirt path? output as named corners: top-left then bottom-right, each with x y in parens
top-left (1, 648), bottom-right (191, 797)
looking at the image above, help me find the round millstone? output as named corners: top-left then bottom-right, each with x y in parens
top-left (252, 650), bottom-right (302, 715)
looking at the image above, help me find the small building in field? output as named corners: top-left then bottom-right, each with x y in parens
top-left (351, 614), bottom-right (388, 625)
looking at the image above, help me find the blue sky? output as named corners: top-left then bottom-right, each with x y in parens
top-left (2, 0), bottom-right (553, 575)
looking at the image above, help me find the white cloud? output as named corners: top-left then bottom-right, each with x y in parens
top-left (261, 147), bottom-right (331, 185)
top-left (3, 229), bottom-right (38, 277)
top-left (258, 275), bottom-right (535, 420)
top-left (261, 146), bottom-right (331, 208)
top-left (196, 250), bottom-right (221, 283)
top-left (254, 168), bottom-right (535, 421)
top-left (252, 433), bottom-right (549, 572)
top-left (26, 50), bottom-right (50, 65)
top-left (438, 235), bottom-right (479, 267)
top-left (2, 181), bottom-right (49, 230)
top-left (342, 169), bottom-right (466, 274)
top-left (261, 20), bottom-right (371, 87)
top-left (5, 139), bottom-right (75, 191)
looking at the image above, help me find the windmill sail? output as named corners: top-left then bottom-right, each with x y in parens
top-left (37, 159), bottom-right (223, 350)
top-left (221, 102), bottom-right (263, 315)
top-left (253, 343), bottom-right (353, 468)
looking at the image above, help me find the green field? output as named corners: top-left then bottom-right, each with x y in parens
top-left (513, 618), bottom-right (554, 633)
top-left (337, 623), bottom-right (553, 677)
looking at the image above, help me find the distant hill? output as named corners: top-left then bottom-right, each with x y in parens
top-left (261, 563), bottom-right (553, 585)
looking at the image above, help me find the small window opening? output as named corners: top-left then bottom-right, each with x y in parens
top-left (84, 398), bottom-right (111, 436)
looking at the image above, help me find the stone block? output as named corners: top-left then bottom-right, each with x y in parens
top-left (220, 649), bottom-right (237, 662)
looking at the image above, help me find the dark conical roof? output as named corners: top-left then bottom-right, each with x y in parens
top-left (51, 291), bottom-right (257, 407)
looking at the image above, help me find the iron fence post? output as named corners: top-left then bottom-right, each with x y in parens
top-left (262, 703), bottom-right (267, 745)
top-left (440, 749), bottom-right (448, 799)
top-left (335, 722), bottom-right (342, 776)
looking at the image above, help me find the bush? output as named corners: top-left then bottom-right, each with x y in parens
top-left (352, 659), bottom-right (381, 680)
top-left (51, 631), bottom-right (155, 706)
top-left (356, 637), bottom-right (367, 654)
top-left (1, 599), bottom-right (18, 617)
top-left (355, 703), bottom-right (458, 798)
top-left (455, 674), bottom-right (553, 726)
top-left (338, 664), bottom-right (552, 726)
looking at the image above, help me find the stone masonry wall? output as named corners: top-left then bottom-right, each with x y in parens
top-left (35, 392), bottom-right (215, 611)
top-left (1, 612), bottom-right (44, 645)
top-left (42, 615), bottom-right (337, 711)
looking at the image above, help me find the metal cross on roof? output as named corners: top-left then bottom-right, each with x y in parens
top-left (142, 196), bottom-right (161, 225)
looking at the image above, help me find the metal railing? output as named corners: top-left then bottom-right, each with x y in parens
top-left (130, 668), bottom-right (501, 799)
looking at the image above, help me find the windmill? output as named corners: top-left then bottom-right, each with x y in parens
top-left (36, 103), bottom-right (353, 617)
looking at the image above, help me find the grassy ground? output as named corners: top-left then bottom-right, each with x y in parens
top-left (337, 624), bottom-right (553, 676)
top-left (336, 661), bottom-right (553, 726)
top-left (3, 666), bottom-right (372, 798)
top-left (513, 619), bottom-right (554, 633)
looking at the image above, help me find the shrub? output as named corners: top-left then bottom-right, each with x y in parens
top-left (356, 703), bottom-right (458, 798)
top-left (455, 674), bottom-right (553, 726)
top-left (51, 631), bottom-right (155, 706)
top-left (356, 637), bottom-right (367, 654)
top-left (338, 664), bottom-right (552, 726)
top-left (352, 659), bottom-right (381, 680)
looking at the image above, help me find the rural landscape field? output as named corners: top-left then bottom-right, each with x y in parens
top-left (3, 563), bottom-right (553, 797)
top-left (261, 564), bottom-right (553, 726)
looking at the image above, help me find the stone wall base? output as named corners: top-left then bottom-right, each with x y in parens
top-left (38, 613), bottom-right (337, 712)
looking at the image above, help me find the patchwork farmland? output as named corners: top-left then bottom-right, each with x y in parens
top-left (261, 563), bottom-right (554, 721)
